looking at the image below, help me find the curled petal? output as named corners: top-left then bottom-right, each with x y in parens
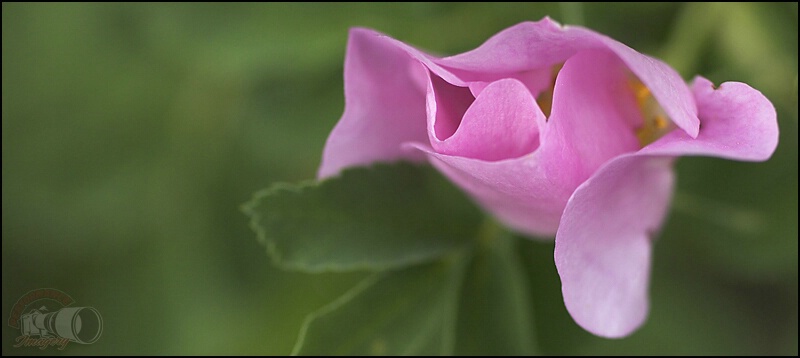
top-left (640, 76), bottom-right (779, 161)
top-left (430, 78), bottom-right (541, 161)
top-left (318, 29), bottom-right (429, 179)
top-left (555, 156), bottom-right (675, 338)
top-left (320, 19), bottom-right (703, 179)
top-left (538, 49), bottom-right (641, 190)
top-left (587, 32), bottom-right (700, 138)
top-left (428, 74), bottom-right (476, 142)
top-left (438, 18), bottom-right (700, 138)
top-left (409, 49), bottom-right (646, 237)
top-left (438, 17), bottom-right (582, 77)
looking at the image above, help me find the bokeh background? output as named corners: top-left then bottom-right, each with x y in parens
top-left (2, 2), bottom-right (797, 355)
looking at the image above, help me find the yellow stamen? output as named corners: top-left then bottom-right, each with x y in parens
top-left (636, 89), bottom-right (650, 108)
top-left (654, 115), bottom-right (668, 129)
top-left (629, 75), bottom-right (674, 147)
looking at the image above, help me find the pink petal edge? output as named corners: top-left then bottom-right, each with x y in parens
top-left (555, 155), bottom-right (676, 338)
top-left (555, 75), bottom-right (779, 338)
top-left (641, 76), bottom-right (779, 161)
top-left (320, 18), bottom-right (705, 179)
top-left (318, 28), bottom-right (430, 179)
top-left (437, 18), bottom-right (700, 138)
top-left (429, 78), bottom-right (541, 161)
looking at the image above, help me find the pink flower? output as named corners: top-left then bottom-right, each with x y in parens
top-left (318, 18), bottom-right (779, 338)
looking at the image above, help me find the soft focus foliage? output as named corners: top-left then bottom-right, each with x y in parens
top-left (2, 3), bottom-right (797, 355)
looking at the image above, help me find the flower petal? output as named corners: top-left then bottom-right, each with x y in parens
top-left (586, 30), bottom-right (701, 138)
top-left (320, 20), bottom-right (705, 179)
top-left (407, 147), bottom-right (563, 237)
top-left (640, 76), bottom-right (779, 161)
top-left (538, 49), bottom-right (641, 191)
top-left (437, 18), bottom-right (700, 138)
top-left (555, 155), bottom-right (675, 338)
top-left (428, 73), bottom-right (476, 142)
top-left (407, 49), bottom-right (645, 237)
top-left (318, 28), bottom-right (429, 179)
top-left (438, 18), bottom-right (580, 77)
top-left (431, 78), bottom-right (541, 161)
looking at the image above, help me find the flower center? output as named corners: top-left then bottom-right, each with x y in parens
top-left (536, 64), bottom-right (676, 147)
top-left (629, 76), bottom-right (674, 146)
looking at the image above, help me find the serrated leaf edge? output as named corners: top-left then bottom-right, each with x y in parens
top-left (241, 164), bottom-right (472, 273)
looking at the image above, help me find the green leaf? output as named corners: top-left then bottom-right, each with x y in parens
top-left (242, 162), bottom-right (483, 272)
top-left (455, 224), bottom-right (538, 355)
top-left (292, 257), bottom-right (468, 355)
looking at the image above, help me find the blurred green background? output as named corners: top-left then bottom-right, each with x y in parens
top-left (2, 2), bottom-right (797, 355)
